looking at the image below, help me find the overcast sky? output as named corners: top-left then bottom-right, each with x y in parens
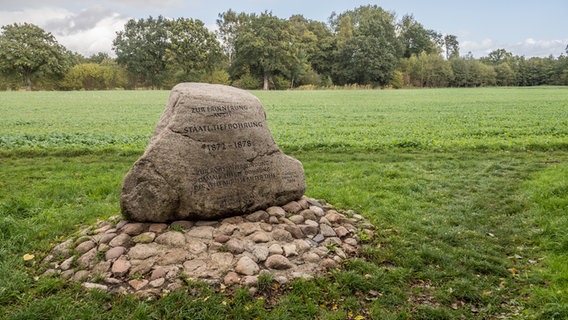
top-left (0, 0), bottom-right (566, 58)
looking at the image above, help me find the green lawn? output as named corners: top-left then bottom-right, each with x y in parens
top-left (1, 87), bottom-right (567, 319)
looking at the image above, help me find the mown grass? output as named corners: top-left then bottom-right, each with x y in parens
top-left (1, 87), bottom-right (567, 319)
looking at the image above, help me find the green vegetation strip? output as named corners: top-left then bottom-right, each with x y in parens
top-left (1, 87), bottom-right (567, 319)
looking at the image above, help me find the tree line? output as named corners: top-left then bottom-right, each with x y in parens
top-left (1, 5), bottom-right (567, 91)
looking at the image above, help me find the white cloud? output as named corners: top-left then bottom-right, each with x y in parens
top-left (55, 11), bottom-right (129, 56)
top-left (460, 38), bottom-right (495, 57)
top-left (511, 38), bottom-right (567, 57)
top-left (0, 6), bottom-right (71, 26)
top-left (459, 37), bottom-right (567, 58)
top-left (0, 6), bottom-right (129, 57)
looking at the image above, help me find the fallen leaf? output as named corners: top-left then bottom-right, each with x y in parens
top-left (23, 254), bottom-right (35, 261)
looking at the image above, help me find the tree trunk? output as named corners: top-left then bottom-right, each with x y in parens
top-left (263, 75), bottom-right (269, 90)
top-left (25, 74), bottom-right (32, 91)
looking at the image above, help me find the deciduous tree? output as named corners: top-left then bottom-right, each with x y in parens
top-left (166, 18), bottom-right (222, 82)
top-left (330, 5), bottom-right (401, 86)
top-left (0, 23), bottom-right (71, 90)
top-left (231, 12), bottom-right (293, 90)
top-left (113, 16), bottom-right (169, 88)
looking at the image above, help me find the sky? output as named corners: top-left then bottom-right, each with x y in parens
top-left (0, 0), bottom-right (566, 59)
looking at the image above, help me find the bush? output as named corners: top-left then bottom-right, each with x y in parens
top-left (201, 70), bottom-right (230, 85)
top-left (232, 73), bottom-right (262, 89)
top-left (271, 75), bottom-right (291, 90)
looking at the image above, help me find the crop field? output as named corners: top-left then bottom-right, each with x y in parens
top-left (1, 87), bottom-right (568, 319)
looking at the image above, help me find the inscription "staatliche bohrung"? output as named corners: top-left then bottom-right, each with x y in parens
top-left (183, 121), bottom-right (263, 134)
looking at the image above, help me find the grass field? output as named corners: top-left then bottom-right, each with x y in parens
top-left (1, 87), bottom-right (567, 319)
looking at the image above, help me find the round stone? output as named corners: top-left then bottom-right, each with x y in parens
top-left (265, 255), bottom-right (294, 270)
top-left (235, 256), bottom-right (259, 275)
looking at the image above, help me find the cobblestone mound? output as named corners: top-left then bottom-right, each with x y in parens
top-left (41, 196), bottom-right (375, 298)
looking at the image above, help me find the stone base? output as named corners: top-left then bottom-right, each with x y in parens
top-left (40, 196), bottom-right (375, 298)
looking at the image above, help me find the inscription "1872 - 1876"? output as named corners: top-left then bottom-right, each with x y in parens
top-left (202, 140), bottom-right (253, 152)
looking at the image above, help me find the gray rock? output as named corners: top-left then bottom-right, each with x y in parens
top-left (299, 209), bottom-right (317, 221)
top-left (268, 244), bottom-right (283, 255)
top-left (242, 275), bottom-right (258, 286)
top-left (160, 248), bottom-right (190, 265)
top-left (60, 256), bottom-right (74, 271)
top-left (148, 223), bottom-right (169, 233)
top-left (76, 248), bottom-right (97, 268)
top-left (282, 244), bottom-right (298, 257)
top-left (282, 201), bottom-right (302, 214)
top-left (211, 252), bottom-right (234, 270)
top-left (334, 226), bottom-right (350, 238)
top-left (309, 206), bottom-right (325, 217)
top-left (130, 258), bottom-right (157, 276)
top-left (250, 231), bottom-right (271, 243)
top-left (72, 270), bottom-right (90, 282)
top-left (75, 240), bottom-right (96, 254)
top-left (265, 255), bottom-right (293, 270)
top-left (121, 223), bottom-right (146, 236)
top-left (186, 238), bottom-right (208, 254)
top-left (235, 256), bottom-right (259, 275)
top-left (150, 267), bottom-right (166, 280)
top-left (266, 206), bottom-right (286, 218)
top-left (98, 233), bottom-right (117, 244)
top-left (284, 225), bottom-right (304, 239)
top-left (128, 243), bottom-right (160, 260)
top-left (224, 272), bottom-right (240, 285)
top-left (111, 258), bottom-right (131, 276)
top-left (288, 215), bottom-right (305, 224)
top-left (132, 232), bottom-right (156, 244)
top-left (246, 210), bottom-right (269, 222)
top-left (52, 239), bottom-right (73, 255)
top-left (128, 279), bottom-right (148, 291)
top-left (150, 278), bottom-right (165, 288)
top-left (120, 83), bottom-right (305, 222)
top-left (239, 222), bottom-right (261, 236)
top-left (313, 234), bottom-right (325, 243)
top-left (303, 252), bottom-right (321, 263)
top-left (272, 229), bottom-right (293, 242)
top-left (185, 226), bottom-right (214, 239)
top-left (226, 238), bottom-right (245, 254)
top-left (183, 259), bottom-right (208, 276)
top-left (82, 282), bottom-right (108, 291)
top-left (320, 224), bottom-right (337, 237)
top-left (105, 246), bottom-right (126, 261)
top-left (252, 246), bottom-right (269, 262)
top-left (155, 231), bottom-right (186, 247)
top-left (109, 233), bottom-right (130, 247)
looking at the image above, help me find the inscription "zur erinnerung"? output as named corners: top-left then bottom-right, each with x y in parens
top-left (191, 105), bottom-right (249, 113)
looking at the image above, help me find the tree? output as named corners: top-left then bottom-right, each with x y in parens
top-left (405, 52), bottom-right (453, 87)
top-left (0, 23), bottom-right (71, 91)
top-left (216, 10), bottom-right (249, 64)
top-left (398, 14), bottom-right (439, 58)
top-left (330, 5), bottom-right (401, 86)
top-left (113, 16), bottom-right (169, 88)
top-left (443, 34), bottom-right (460, 59)
top-left (166, 18), bottom-right (223, 82)
top-left (482, 49), bottom-right (514, 65)
top-left (231, 12), bottom-right (294, 90)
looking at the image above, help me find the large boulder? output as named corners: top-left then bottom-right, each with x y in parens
top-left (120, 83), bottom-right (305, 222)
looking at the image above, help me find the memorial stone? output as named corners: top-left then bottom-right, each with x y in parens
top-left (120, 83), bottom-right (305, 222)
